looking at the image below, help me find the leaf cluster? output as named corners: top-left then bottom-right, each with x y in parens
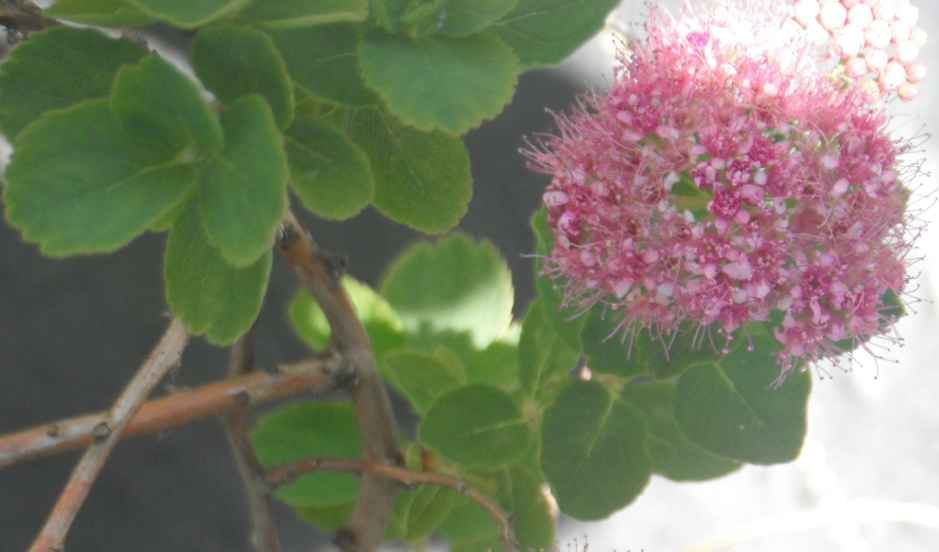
top-left (254, 229), bottom-right (811, 549)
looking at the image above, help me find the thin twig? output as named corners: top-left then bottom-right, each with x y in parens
top-left (277, 210), bottom-right (403, 552)
top-left (0, 356), bottom-right (343, 470)
top-left (267, 457), bottom-right (516, 551)
top-left (28, 318), bottom-right (189, 552)
top-left (223, 327), bottom-right (281, 552)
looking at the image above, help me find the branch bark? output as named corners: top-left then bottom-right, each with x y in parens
top-left (0, 0), bottom-right (59, 38)
top-left (223, 327), bottom-right (281, 552)
top-left (28, 318), bottom-right (189, 552)
top-left (266, 457), bottom-right (515, 551)
top-left (0, 356), bottom-right (343, 470)
top-left (276, 210), bottom-right (403, 552)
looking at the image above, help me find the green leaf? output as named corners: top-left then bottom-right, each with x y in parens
top-left (490, 0), bottom-right (620, 68)
top-left (531, 207), bottom-right (585, 350)
top-left (621, 381), bottom-right (741, 482)
top-left (4, 99), bottom-right (196, 255)
top-left (438, 0), bottom-right (519, 37)
top-left (381, 233), bottom-right (513, 348)
top-left (45, 0), bottom-right (156, 26)
top-left (518, 298), bottom-right (579, 402)
top-left (634, 322), bottom-right (726, 380)
top-left (673, 324), bottom-right (811, 465)
top-left (540, 379), bottom-right (652, 520)
top-left (198, 95), bottom-right (288, 266)
top-left (404, 486), bottom-right (456, 541)
top-left (128, 0), bottom-right (250, 27)
top-left (497, 464), bottom-right (553, 552)
top-left (294, 503), bottom-right (355, 531)
top-left (440, 494), bottom-right (504, 552)
top-left (351, 107), bottom-right (471, 233)
top-left (191, 25), bottom-right (294, 130)
top-left (288, 276), bottom-right (407, 358)
top-left (111, 55), bottom-right (225, 152)
top-left (465, 339), bottom-right (518, 388)
top-left (419, 384), bottom-right (531, 470)
top-left (359, 29), bottom-right (519, 135)
top-left (579, 308), bottom-right (648, 378)
top-left (384, 349), bottom-right (466, 414)
top-left (164, 200), bottom-right (271, 344)
top-left (252, 402), bottom-right (363, 507)
top-left (0, 26), bottom-right (146, 140)
top-left (238, 0), bottom-right (368, 28)
top-left (268, 24), bottom-right (379, 106)
top-left (285, 115), bottom-right (375, 219)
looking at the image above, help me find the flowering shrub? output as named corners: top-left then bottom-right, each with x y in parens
top-left (528, 0), bottom-right (924, 377)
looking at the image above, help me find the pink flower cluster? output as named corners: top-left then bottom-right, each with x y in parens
top-left (793, 0), bottom-right (927, 101)
top-left (527, 0), bottom-right (920, 375)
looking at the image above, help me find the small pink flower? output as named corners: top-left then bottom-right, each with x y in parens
top-left (526, 0), bottom-right (922, 377)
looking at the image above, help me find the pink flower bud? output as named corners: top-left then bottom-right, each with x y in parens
top-left (794, 0), bottom-right (821, 26)
top-left (890, 20), bottom-right (911, 43)
top-left (820, 2), bottom-right (848, 30)
top-left (897, 81), bottom-right (920, 100)
top-left (866, 20), bottom-right (892, 49)
top-left (895, 40), bottom-right (919, 65)
top-left (865, 49), bottom-right (889, 71)
top-left (836, 24), bottom-right (865, 57)
top-left (880, 60), bottom-right (907, 90)
top-left (845, 56), bottom-right (868, 78)
top-left (909, 26), bottom-right (927, 47)
top-left (905, 59), bottom-right (926, 82)
top-left (848, 4), bottom-right (874, 28)
top-left (873, 3), bottom-right (895, 22)
top-left (896, 3), bottom-right (918, 25)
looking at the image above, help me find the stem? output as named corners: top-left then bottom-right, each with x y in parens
top-left (267, 457), bottom-right (516, 551)
top-left (0, 356), bottom-right (343, 470)
top-left (277, 211), bottom-right (403, 552)
top-left (223, 327), bottom-right (282, 552)
top-left (28, 318), bottom-right (189, 552)
top-left (0, 0), bottom-right (60, 37)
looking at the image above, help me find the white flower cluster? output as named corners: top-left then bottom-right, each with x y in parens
top-left (793, 0), bottom-right (927, 101)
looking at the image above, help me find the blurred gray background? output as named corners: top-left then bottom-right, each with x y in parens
top-left (2, 1), bottom-right (939, 551)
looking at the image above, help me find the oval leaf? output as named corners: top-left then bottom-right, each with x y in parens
top-left (419, 384), bottom-right (531, 469)
top-left (404, 486), bottom-right (456, 542)
top-left (621, 381), bottom-right (741, 482)
top-left (497, 464), bottom-right (554, 552)
top-left (192, 25), bottom-right (294, 130)
top-left (518, 298), bottom-right (579, 403)
top-left (268, 24), bottom-right (379, 107)
top-left (540, 379), bottom-right (652, 520)
top-left (285, 115), bottom-right (375, 219)
top-left (252, 402), bottom-right (363, 507)
top-left (0, 26), bottom-right (146, 140)
top-left (198, 95), bottom-right (288, 266)
top-left (238, 0), bottom-right (368, 28)
top-left (673, 326), bottom-right (811, 465)
top-left (490, 0), bottom-right (620, 68)
top-left (438, 0), bottom-right (519, 37)
top-left (351, 107), bottom-right (472, 233)
top-left (381, 233), bottom-right (513, 348)
top-left (360, 29), bottom-right (519, 135)
top-left (4, 99), bottom-right (196, 255)
top-left (164, 200), bottom-right (271, 344)
top-left (45, 0), bottom-right (156, 26)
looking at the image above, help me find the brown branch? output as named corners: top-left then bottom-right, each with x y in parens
top-left (0, 356), bottom-right (344, 470)
top-left (0, 0), bottom-right (59, 38)
top-left (28, 318), bottom-right (189, 552)
top-left (267, 457), bottom-right (516, 551)
top-left (277, 210), bottom-right (403, 552)
top-left (223, 327), bottom-right (282, 552)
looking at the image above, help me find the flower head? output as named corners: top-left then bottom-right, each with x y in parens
top-left (527, 0), bottom-right (922, 376)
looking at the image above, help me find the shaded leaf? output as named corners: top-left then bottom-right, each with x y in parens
top-left (673, 324), bottom-right (811, 465)
top-left (438, 0), bottom-right (519, 37)
top-left (518, 298), bottom-right (579, 402)
top-left (531, 207), bottom-right (586, 350)
top-left (490, 0), bottom-right (620, 68)
top-left (404, 486), bottom-right (456, 541)
top-left (198, 95), bottom-right (288, 266)
top-left (621, 381), bottom-right (741, 482)
top-left (238, 0), bottom-right (368, 28)
top-left (440, 494), bottom-right (504, 552)
top-left (381, 233), bottom-right (513, 348)
top-left (419, 384), bottom-right (531, 470)
top-left (465, 339), bottom-right (518, 388)
top-left (45, 0), bottom-right (156, 27)
top-left (351, 107), bottom-right (472, 233)
top-left (0, 26), bottom-right (146, 140)
top-left (252, 402), bottom-right (363, 507)
top-left (164, 200), bottom-right (271, 344)
top-left (268, 24), bottom-right (379, 106)
top-left (384, 349), bottom-right (466, 414)
top-left (540, 379), bottom-right (652, 520)
top-left (497, 464), bottom-right (553, 552)
top-left (128, 0), bottom-right (250, 27)
top-left (4, 99), bottom-right (195, 255)
top-left (360, 29), bottom-right (519, 135)
top-left (192, 25), bottom-right (294, 130)
top-left (285, 115), bottom-right (374, 219)
top-left (294, 503), bottom-right (355, 531)
top-left (579, 308), bottom-right (648, 378)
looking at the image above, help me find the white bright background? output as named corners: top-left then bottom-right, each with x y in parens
top-left (549, 1), bottom-right (939, 551)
